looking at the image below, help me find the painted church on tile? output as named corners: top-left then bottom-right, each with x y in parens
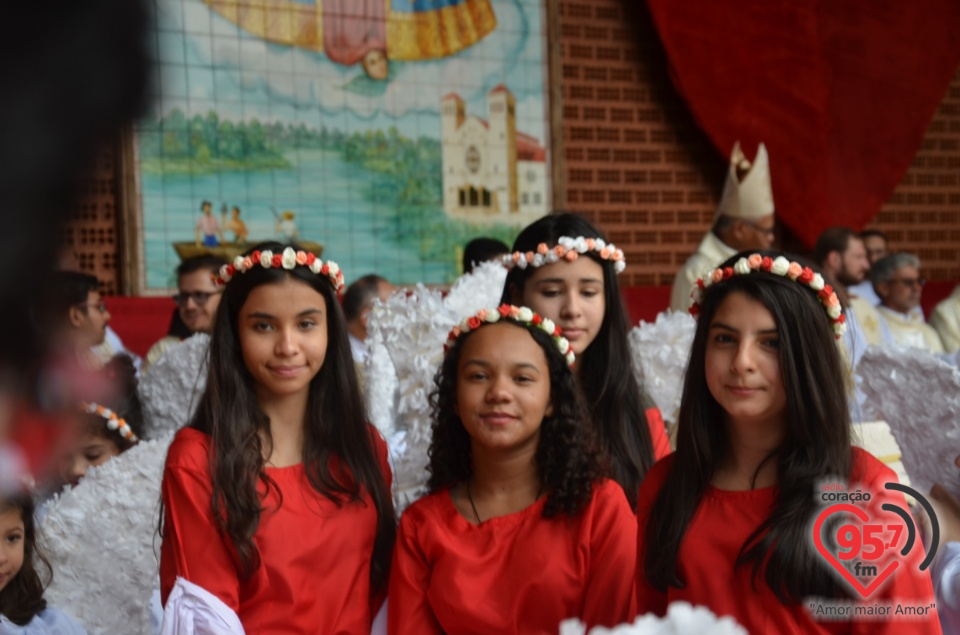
top-left (440, 85), bottom-right (548, 224)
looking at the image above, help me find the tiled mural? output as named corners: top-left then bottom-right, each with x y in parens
top-left (136, 0), bottom-right (550, 290)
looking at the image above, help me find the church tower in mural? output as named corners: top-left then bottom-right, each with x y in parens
top-left (440, 85), bottom-right (547, 224)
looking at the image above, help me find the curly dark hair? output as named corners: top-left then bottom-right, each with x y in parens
top-left (427, 319), bottom-right (604, 518)
top-left (0, 495), bottom-right (51, 626)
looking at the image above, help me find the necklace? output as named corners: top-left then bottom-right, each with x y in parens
top-left (465, 480), bottom-right (544, 525)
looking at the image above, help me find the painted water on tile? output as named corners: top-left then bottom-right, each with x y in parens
top-left (139, 0), bottom-right (550, 289)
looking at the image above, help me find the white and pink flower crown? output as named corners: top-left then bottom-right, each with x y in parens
top-left (81, 402), bottom-right (139, 444)
top-left (501, 236), bottom-right (626, 274)
top-left (214, 246), bottom-right (344, 291)
top-left (444, 304), bottom-right (576, 366)
top-left (690, 254), bottom-right (847, 339)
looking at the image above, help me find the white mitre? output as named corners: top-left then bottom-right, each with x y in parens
top-left (715, 141), bottom-right (775, 220)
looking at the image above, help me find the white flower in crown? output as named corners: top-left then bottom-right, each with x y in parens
top-left (516, 253), bottom-right (528, 269)
top-left (545, 250), bottom-right (560, 264)
top-left (281, 247), bottom-right (297, 269)
top-left (810, 273), bottom-right (825, 292)
top-left (565, 351), bottom-right (576, 365)
top-left (557, 336), bottom-right (570, 352)
top-left (233, 255), bottom-right (245, 270)
top-left (541, 318), bottom-right (556, 335)
top-left (827, 304), bottom-right (842, 320)
top-left (516, 306), bottom-right (534, 322)
top-left (259, 250), bottom-right (273, 267)
top-left (573, 236), bottom-right (589, 253)
top-left (771, 256), bottom-right (790, 276)
top-left (309, 259), bottom-right (323, 274)
top-left (532, 253), bottom-right (545, 268)
top-left (327, 261), bottom-right (340, 277)
top-left (484, 309), bottom-right (499, 323)
top-left (734, 257), bottom-right (751, 275)
top-left (218, 264), bottom-right (233, 283)
top-left (594, 238), bottom-right (606, 251)
top-left (558, 236), bottom-right (576, 250)
top-left (614, 260), bottom-right (626, 273)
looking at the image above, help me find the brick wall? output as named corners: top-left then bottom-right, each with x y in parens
top-left (59, 143), bottom-right (122, 295)
top-left (557, 0), bottom-right (960, 284)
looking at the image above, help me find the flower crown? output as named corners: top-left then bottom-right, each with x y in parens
top-left (501, 236), bottom-right (626, 274)
top-left (690, 254), bottom-right (847, 339)
top-left (444, 304), bottom-right (576, 366)
top-left (214, 247), bottom-right (344, 291)
top-left (81, 402), bottom-right (139, 444)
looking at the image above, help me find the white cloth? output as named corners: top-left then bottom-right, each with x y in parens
top-left (669, 232), bottom-right (737, 313)
top-left (349, 332), bottom-right (368, 364)
top-left (160, 578), bottom-right (244, 635)
top-left (848, 280), bottom-right (881, 306)
top-left (877, 306), bottom-right (944, 353)
top-left (934, 542), bottom-right (960, 635)
top-left (930, 285), bottom-right (960, 353)
top-left (0, 608), bottom-right (87, 635)
top-left (91, 326), bottom-right (143, 372)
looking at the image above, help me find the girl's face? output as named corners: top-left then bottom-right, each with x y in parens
top-left (516, 256), bottom-right (605, 355)
top-left (58, 428), bottom-right (121, 487)
top-left (0, 507), bottom-right (24, 593)
top-left (455, 322), bottom-right (553, 454)
top-left (704, 291), bottom-right (787, 432)
top-left (238, 278), bottom-right (329, 403)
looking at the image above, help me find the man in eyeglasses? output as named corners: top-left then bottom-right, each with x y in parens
top-left (42, 271), bottom-right (112, 368)
top-left (872, 253), bottom-right (944, 353)
top-left (145, 255), bottom-right (226, 370)
top-left (669, 141), bottom-right (777, 313)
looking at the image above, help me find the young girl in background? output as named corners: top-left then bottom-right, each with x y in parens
top-left (0, 494), bottom-right (86, 634)
top-left (501, 213), bottom-right (670, 511)
top-left (58, 355), bottom-right (143, 487)
top-left (637, 252), bottom-right (941, 633)
top-left (389, 305), bottom-right (636, 633)
top-left (160, 243), bottom-right (395, 633)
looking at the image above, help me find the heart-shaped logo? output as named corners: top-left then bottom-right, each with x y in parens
top-left (812, 503), bottom-right (899, 598)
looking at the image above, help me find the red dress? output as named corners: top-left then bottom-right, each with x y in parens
top-left (160, 427), bottom-right (390, 634)
top-left (646, 406), bottom-right (671, 461)
top-left (636, 448), bottom-right (942, 634)
top-left (388, 479), bottom-right (636, 634)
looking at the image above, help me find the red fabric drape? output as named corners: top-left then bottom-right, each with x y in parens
top-left (645, 0), bottom-right (960, 247)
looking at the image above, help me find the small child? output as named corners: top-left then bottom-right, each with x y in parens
top-left (0, 494), bottom-right (86, 634)
top-left (57, 356), bottom-right (142, 488)
top-left (388, 305), bottom-right (636, 633)
top-left (636, 251), bottom-right (941, 633)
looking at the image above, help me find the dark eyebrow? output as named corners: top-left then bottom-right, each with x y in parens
top-left (534, 277), bottom-right (603, 285)
top-left (246, 308), bottom-right (322, 319)
top-left (709, 322), bottom-right (778, 335)
top-left (461, 359), bottom-right (542, 372)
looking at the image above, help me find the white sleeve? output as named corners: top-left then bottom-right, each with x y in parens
top-left (160, 578), bottom-right (245, 635)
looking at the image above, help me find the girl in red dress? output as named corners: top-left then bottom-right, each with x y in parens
top-left (501, 213), bottom-right (670, 512)
top-left (159, 242), bottom-right (395, 633)
top-left (636, 251), bottom-right (941, 634)
top-left (388, 305), bottom-right (636, 634)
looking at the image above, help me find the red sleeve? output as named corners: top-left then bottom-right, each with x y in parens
top-left (849, 449), bottom-right (942, 634)
top-left (387, 507), bottom-right (444, 635)
top-left (582, 481), bottom-right (638, 628)
top-left (159, 433), bottom-right (241, 611)
top-left (635, 457), bottom-right (672, 616)
top-left (645, 407), bottom-right (672, 461)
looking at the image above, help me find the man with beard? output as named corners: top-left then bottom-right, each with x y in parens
top-left (814, 226), bottom-right (889, 358)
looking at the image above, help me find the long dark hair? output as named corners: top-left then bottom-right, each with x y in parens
top-left (0, 495), bottom-right (51, 626)
top-left (643, 251), bottom-right (852, 603)
top-left (428, 319), bottom-right (604, 518)
top-left (501, 213), bottom-right (655, 509)
top-left (181, 242), bottom-right (395, 592)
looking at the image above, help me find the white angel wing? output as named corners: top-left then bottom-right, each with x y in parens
top-left (856, 345), bottom-right (960, 498)
top-left (138, 334), bottom-right (209, 440)
top-left (627, 311), bottom-right (697, 424)
top-left (363, 262), bottom-right (506, 510)
top-left (41, 434), bottom-right (174, 635)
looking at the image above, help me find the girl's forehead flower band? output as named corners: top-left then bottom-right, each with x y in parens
top-left (444, 304), bottom-right (576, 367)
top-left (690, 254), bottom-right (847, 339)
top-left (501, 235), bottom-right (626, 274)
top-left (214, 247), bottom-right (344, 291)
top-left (81, 402), bottom-right (139, 444)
